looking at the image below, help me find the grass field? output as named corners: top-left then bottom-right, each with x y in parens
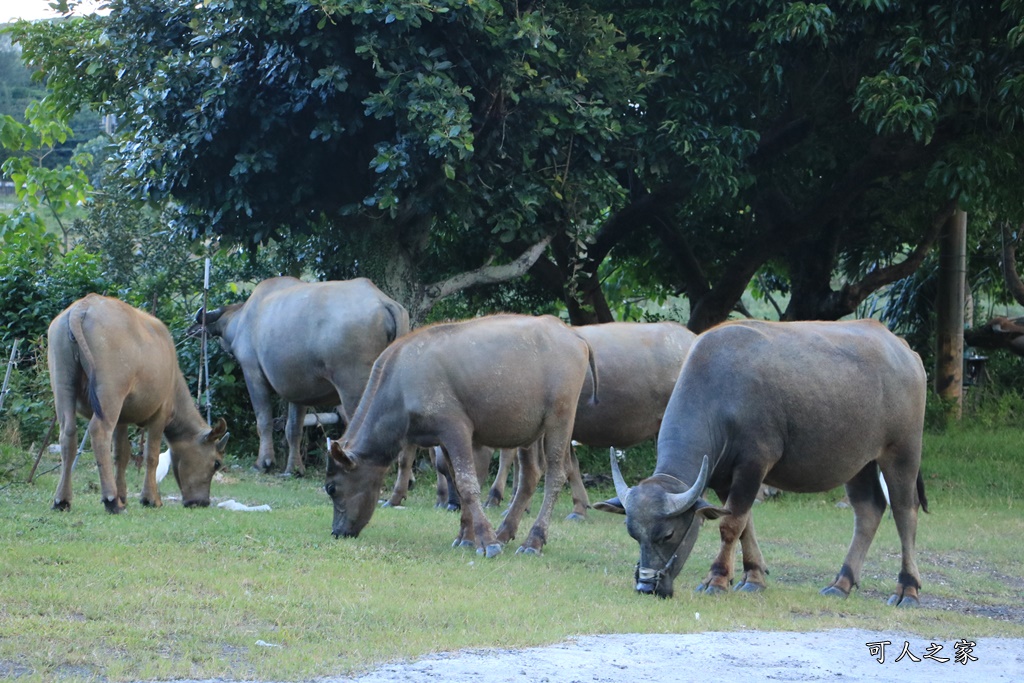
top-left (0, 426), bottom-right (1021, 682)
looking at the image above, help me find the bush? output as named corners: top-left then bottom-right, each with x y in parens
top-left (0, 224), bottom-right (110, 346)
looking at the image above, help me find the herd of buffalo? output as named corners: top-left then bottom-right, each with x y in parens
top-left (46, 277), bottom-right (929, 606)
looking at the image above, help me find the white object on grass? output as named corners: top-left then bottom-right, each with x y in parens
top-left (218, 499), bottom-right (272, 512)
top-left (156, 449), bottom-right (171, 482)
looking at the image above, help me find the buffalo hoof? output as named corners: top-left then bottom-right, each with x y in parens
top-left (103, 497), bottom-right (124, 514)
top-left (479, 543), bottom-right (502, 559)
top-left (515, 545), bottom-right (542, 556)
top-left (446, 503), bottom-right (461, 512)
top-left (887, 594), bottom-right (920, 608)
top-left (820, 586), bottom-right (850, 599)
top-left (52, 500), bottom-right (70, 512)
top-left (734, 581), bottom-right (766, 593)
top-left (381, 500), bottom-right (405, 508)
top-left (140, 497), bottom-right (162, 508)
top-left (564, 512), bottom-right (587, 522)
top-left (451, 538), bottom-right (474, 549)
top-left (695, 583), bottom-right (727, 595)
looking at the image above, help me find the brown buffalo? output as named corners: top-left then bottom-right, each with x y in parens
top-left (601, 319), bottom-right (928, 607)
top-left (193, 276), bottom-right (408, 476)
top-left (48, 294), bottom-right (229, 512)
top-left (325, 313), bottom-right (596, 557)
top-left (489, 321), bottom-right (697, 517)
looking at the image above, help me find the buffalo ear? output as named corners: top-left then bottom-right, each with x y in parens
top-left (204, 418), bottom-right (228, 443)
top-left (593, 497), bottom-right (625, 515)
top-left (694, 498), bottom-right (728, 520)
top-left (326, 438), bottom-right (357, 471)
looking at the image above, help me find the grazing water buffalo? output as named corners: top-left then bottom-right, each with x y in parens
top-left (325, 313), bottom-right (597, 557)
top-left (600, 319), bottom-right (928, 607)
top-left (489, 321), bottom-right (697, 515)
top-left (48, 294), bottom-right (230, 512)
top-left (193, 276), bottom-right (409, 476)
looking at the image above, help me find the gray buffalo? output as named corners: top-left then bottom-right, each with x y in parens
top-left (194, 276), bottom-right (409, 476)
top-left (600, 319), bottom-right (928, 607)
top-left (48, 294), bottom-right (230, 512)
top-left (325, 313), bottom-right (596, 557)
top-left (489, 321), bottom-right (697, 516)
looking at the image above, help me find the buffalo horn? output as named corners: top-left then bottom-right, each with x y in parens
top-left (609, 448), bottom-right (632, 506)
top-left (194, 306), bottom-right (224, 326)
top-left (664, 455), bottom-right (710, 517)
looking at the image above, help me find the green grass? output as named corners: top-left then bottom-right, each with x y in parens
top-left (0, 426), bottom-right (1022, 682)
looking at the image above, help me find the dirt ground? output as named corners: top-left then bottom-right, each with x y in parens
top-left (332, 630), bottom-right (1024, 683)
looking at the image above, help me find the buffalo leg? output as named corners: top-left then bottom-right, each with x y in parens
top-left (564, 447), bottom-right (590, 520)
top-left (139, 423), bottom-right (164, 507)
top-left (440, 449), bottom-right (474, 548)
top-left (881, 456), bottom-right (924, 607)
top-left (518, 427), bottom-right (574, 555)
top-left (113, 424), bottom-right (132, 508)
top-left (822, 463), bottom-right (886, 599)
top-left (486, 448), bottom-right (515, 508)
top-left (52, 409), bottom-right (78, 511)
top-left (697, 467), bottom-right (764, 593)
top-left (243, 372), bottom-right (277, 472)
top-left (283, 402), bottom-right (306, 476)
top-left (433, 446), bottom-right (450, 508)
top-left (442, 433), bottom-right (500, 557)
top-left (385, 444), bottom-right (418, 507)
top-left (495, 443), bottom-right (541, 544)
top-left (733, 516), bottom-right (768, 592)
top-left (697, 511), bottom-right (748, 593)
top-left (88, 414), bottom-right (122, 513)
top-left (438, 447), bottom-right (462, 511)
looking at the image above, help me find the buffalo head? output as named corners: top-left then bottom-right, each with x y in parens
top-left (598, 448), bottom-right (726, 598)
top-left (186, 304), bottom-right (240, 340)
top-left (169, 417), bottom-right (229, 507)
top-left (325, 438), bottom-right (390, 539)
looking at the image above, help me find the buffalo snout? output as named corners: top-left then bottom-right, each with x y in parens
top-left (636, 582), bottom-right (673, 598)
top-left (332, 526), bottom-right (359, 539)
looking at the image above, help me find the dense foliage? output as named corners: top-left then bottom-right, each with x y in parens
top-left (7, 1), bottom-right (1024, 329)
top-left (4, 1), bottom-right (1024, 463)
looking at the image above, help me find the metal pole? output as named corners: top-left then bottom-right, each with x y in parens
top-left (0, 339), bottom-right (21, 413)
top-left (71, 431), bottom-right (89, 471)
top-left (202, 257), bottom-right (212, 423)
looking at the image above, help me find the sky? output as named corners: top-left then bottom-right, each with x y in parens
top-left (2, 0), bottom-right (107, 24)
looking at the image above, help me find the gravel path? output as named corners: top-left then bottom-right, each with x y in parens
top-left (332, 630), bottom-right (1023, 683)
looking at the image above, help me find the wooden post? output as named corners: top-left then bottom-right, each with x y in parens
top-left (935, 208), bottom-right (967, 421)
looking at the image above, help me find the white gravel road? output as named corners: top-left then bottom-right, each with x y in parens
top-left (332, 630), bottom-right (1023, 683)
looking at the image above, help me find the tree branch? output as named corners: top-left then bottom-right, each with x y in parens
top-left (415, 235), bottom-right (553, 319)
top-left (832, 199), bottom-right (957, 314)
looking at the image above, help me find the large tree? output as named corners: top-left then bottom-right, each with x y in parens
top-left (8, 1), bottom-right (1024, 329)
top-left (564, 0), bottom-right (1024, 330)
top-left (9, 0), bottom-right (649, 322)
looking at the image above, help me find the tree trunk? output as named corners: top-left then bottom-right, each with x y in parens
top-left (934, 208), bottom-right (967, 421)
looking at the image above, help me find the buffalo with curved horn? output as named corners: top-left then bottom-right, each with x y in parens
top-left (598, 319), bottom-right (928, 607)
